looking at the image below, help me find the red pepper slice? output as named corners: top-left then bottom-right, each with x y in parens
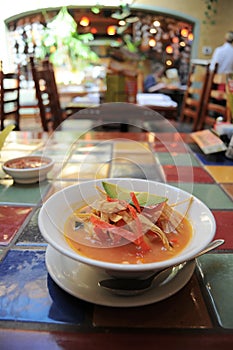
top-left (130, 192), bottom-right (141, 213)
top-left (90, 208), bottom-right (151, 253)
top-left (106, 196), bottom-right (118, 202)
top-left (93, 226), bottom-right (109, 242)
top-left (127, 203), bottom-right (151, 252)
top-left (90, 215), bottom-right (141, 244)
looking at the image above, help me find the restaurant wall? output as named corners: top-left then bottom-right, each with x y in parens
top-left (135, 0), bottom-right (228, 60)
top-left (0, 0), bottom-right (232, 68)
top-left (138, 0), bottom-right (233, 59)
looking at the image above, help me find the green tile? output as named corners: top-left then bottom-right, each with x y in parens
top-left (156, 152), bottom-right (200, 166)
top-left (197, 254), bottom-right (233, 329)
top-left (0, 180), bottom-right (51, 205)
top-left (168, 182), bottom-right (233, 210)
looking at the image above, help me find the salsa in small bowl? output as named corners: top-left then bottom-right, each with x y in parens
top-left (2, 156), bottom-right (54, 184)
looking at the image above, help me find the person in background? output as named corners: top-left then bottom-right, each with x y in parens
top-left (210, 31), bottom-right (233, 73)
top-left (209, 31), bottom-right (233, 117)
top-left (144, 62), bottom-right (166, 92)
top-left (176, 44), bottom-right (191, 85)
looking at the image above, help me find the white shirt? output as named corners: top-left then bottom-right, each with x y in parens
top-left (210, 42), bottom-right (233, 73)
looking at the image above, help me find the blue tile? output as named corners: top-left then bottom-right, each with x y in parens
top-left (16, 208), bottom-right (46, 245)
top-left (195, 152), bottom-right (233, 166)
top-left (0, 250), bottom-right (86, 324)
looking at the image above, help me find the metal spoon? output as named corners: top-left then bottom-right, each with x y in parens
top-left (98, 239), bottom-right (224, 296)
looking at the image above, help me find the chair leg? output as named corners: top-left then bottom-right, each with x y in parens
top-left (15, 111), bottom-right (20, 130)
top-left (192, 117), bottom-right (200, 131)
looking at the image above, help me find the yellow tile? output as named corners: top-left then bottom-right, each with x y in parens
top-left (59, 163), bottom-right (110, 180)
top-left (113, 141), bottom-right (150, 153)
top-left (113, 153), bottom-right (155, 164)
top-left (221, 184), bottom-right (233, 199)
top-left (205, 166), bottom-right (233, 183)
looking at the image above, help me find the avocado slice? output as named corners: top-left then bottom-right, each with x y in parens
top-left (102, 181), bottom-right (167, 207)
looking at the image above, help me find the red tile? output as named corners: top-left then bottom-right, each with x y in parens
top-left (154, 132), bottom-right (185, 143)
top-left (212, 211), bottom-right (233, 249)
top-left (1, 330), bottom-right (233, 350)
top-left (162, 165), bottom-right (215, 183)
top-left (0, 206), bottom-right (32, 245)
top-left (81, 132), bottom-right (154, 141)
top-left (93, 274), bottom-right (212, 329)
top-left (152, 141), bottom-right (188, 153)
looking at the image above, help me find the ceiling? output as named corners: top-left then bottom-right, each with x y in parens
top-left (6, 6), bottom-right (194, 38)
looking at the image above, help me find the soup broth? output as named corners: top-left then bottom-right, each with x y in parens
top-left (64, 209), bottom-right (193, 264)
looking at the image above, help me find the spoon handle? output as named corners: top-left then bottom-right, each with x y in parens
top-left (194, 239), bottom-right (224, 259)
top-left (159, 239), bottom-right (225, 286)
top-left (98, 239), bottom-right (225, 295)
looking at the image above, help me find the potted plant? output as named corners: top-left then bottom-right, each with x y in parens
top-left (36, 7), bottom-right (99, 72)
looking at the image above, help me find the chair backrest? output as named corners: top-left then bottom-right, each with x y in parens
top-left (29, 56), bottom-right (64, 131)
top-left (198, 63), bottom-right (231, 130)
top-left (226, 74), bottom-right (233, 121)
top-left (179, 63), bottom-right (210, 131)
top-left (0, 61), bottom-right (20, 130)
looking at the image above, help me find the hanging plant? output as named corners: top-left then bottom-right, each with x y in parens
top-left (36, 7), bottom-right (99, 71)
top-left (203, 0), bottom-right (218, 25)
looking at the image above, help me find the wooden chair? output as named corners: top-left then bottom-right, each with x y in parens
top-left (197, 63), bottom-right (231, 130)
top-left (29, 56), bottom-right (64, 131)
top-left (0, 61), bottom-right (20, 130)
top-left (179, 63), bottom-right (210, 131)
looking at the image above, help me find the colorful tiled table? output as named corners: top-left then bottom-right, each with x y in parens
top-left (0, 129), bottom-right (233, 349)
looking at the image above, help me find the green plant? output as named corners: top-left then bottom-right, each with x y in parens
top-left (203, 0), bottom-right (218, 25)
top-left (36, 7), bottom-right (99, 71)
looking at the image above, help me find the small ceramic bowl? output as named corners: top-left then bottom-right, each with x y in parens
top-left (2, 156), bottom-right (54, 184)
top-left (38, 178), bottom-right (216, 279)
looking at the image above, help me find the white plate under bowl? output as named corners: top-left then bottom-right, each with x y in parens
top-left (45, 245), bottom-right (196, 308)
